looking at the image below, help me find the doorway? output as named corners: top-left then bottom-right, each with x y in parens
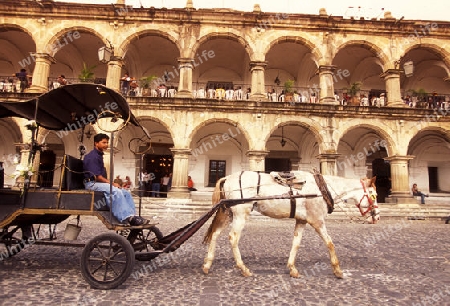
top-left (265, 158), bottom-right (291, 173)
top-left (428, 167), bottom-right (438, 192)
top-left (372, 158), bottom-right (391, 203)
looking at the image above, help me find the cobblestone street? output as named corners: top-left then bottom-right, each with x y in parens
top-left (0, 215), bottom-right (449, 306)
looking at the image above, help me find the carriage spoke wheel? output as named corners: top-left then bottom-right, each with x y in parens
top-left (126, 226), bottom-right (164, 252)
top-left (0, 226), bottom-right (25, 259)
top-left (81, 232), bottom-right (135, 289)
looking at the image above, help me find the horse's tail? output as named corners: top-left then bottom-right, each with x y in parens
top-left (203, 177), bottom-right (230, 245)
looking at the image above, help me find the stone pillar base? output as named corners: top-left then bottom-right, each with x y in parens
top-left (249, 93), bottom-right (269, 101)
top-left (388, 102), bottom-right (408, 108)
top-left (320, 97), bottom-right (339, 105)
top-left (27, 85), bottom-right (47, 94)
top-left (385, 195), bottom-right (420, 204)
top-left (175, 91), bottom-right (193, 98)
top-left (168, 187), bottom-right (191, 199)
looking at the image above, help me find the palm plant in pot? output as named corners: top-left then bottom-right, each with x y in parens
top-left (78, 62), bottom-right (97, 83)
top-left (284, 79), bottom-right (295, 102)
top-left (139, 75), bottom-right (158, 96)
top-left (346, 82), bottom-right (362, 106)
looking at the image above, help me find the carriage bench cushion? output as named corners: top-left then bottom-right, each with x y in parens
top-left (62, 154), bottom-right (86, 191)
top-left (61, 154), bottom-right (109, 211)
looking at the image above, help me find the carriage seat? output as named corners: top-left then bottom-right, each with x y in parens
top-left (61, 154), bottom-right (86, 191)
top-left (270, 171), bottom-right (306, 189)
top-left (61, 154), bottom-right (108, 211)
top-left (277, 171), bottom-right (296, 180)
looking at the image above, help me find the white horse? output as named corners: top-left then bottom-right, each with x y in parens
top-left (202, 170), bottom-right (379, 278)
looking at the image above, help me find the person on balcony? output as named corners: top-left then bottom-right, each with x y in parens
top-left (14, 68), bottom-right (29, 93)
top-left (120, 73), bottom-right (132, 96)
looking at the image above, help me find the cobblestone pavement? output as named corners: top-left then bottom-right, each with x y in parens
top-left (0, 215), bottom-right (449, 306)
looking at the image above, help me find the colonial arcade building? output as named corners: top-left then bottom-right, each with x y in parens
top-left (1, 0), bottom-right (450, 204)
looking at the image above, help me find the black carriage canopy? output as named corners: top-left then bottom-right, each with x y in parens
top-left (0, 83), bottom-right (140, 131)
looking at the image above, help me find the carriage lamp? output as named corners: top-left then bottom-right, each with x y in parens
top-left (98, 46), bottom-right (113, 63)
top-left (394, 59), bottom-right (414, 78)
top-left (98, 39), bottom-right (119, 63)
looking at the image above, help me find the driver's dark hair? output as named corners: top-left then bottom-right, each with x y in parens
top-left (93, 133), bottom-right (109, 143)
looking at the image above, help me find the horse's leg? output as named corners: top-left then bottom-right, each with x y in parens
top-left (311, 221), bottom-right (343, 278)
top-left (229, 206), bottom-right (252, 277)
top-left (202, 229), bottom-right (225, 274)
top-left (202, 208), bottom-right (230, 274)
top-left (287, 220), bottom-right (307, 278)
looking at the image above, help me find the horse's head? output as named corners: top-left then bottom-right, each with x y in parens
top-left (359, 176), bottom-right (380, 223)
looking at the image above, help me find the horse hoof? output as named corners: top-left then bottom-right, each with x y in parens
top-left (202, 266), bottom-right (209, 275)
top-left (289, 270), bottom-right (300, 278)
top-left (241, 270), bottom-right (253, 277)
top-left (334, 270), bottom-right (344, 279)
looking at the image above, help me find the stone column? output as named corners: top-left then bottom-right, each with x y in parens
top-left (384, 155), bottom-right (416, 203)
top-left (290, 158), bottom-right (301, 171)
top-left (316, 153), bottom-right (340, 176)
top-left (106, 58), bottom-right (124, 92)
top-left (249, 61), bottom-right (268, 101)
top-left (28, 53), bottom-right (56, 93)
top-left (176, 58), bottom-right (194, 98)
top-left (246, 150), bottom-right (269, 171)
top-left (168, 148), bottom-right (191, 199)
top-left (381, 69), bottom-right (405, 107)
top-left (318, 65), bottom-right (338, 104)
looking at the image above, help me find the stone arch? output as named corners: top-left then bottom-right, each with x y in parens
top-left (188, 118), bottom-right (251, 149)
top-left (266, 120), bottom-right (325, 151)
top-left (333, 40), bottom-right (389, 69)
top-left (263, 36), bottom-right (322, 66)
top-left (189, 31), bottom-right (254, 60)
top-left (408, 126), bottom-right (450, 154)
top-left (0, 23), bottom-right (34, 39)
top-left (403, 43), bottom-right (450, 76)
top-left (46, 26), bottom-right (106, 57)
top-left (337, 123), bottom-right (397, 156)
top-left (118, 30), bottom-right (182, 58)
top-left (136, 115), bottom-right (174, 141)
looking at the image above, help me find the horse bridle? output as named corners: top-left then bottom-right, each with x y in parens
top-left (356, 179), bottom-right (379, 217)
top-left (330, 180), bottom-right (379, 219)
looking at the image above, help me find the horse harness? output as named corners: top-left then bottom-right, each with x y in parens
top-left (234, 171), bottom-right (333, 218)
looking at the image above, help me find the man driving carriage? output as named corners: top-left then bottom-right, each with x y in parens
top-left (83, 133), bottom-right (149, 226)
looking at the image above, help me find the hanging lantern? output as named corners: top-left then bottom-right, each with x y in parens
top-left (403, 61), bottom-right (414, 77)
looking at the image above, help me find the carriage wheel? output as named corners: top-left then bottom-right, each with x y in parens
top-left (126, 226), bottom-right (164, 252)
top-left (0, 226), bottom-right (29, 259)
top-left (80, 232), bottom-right (135, 290)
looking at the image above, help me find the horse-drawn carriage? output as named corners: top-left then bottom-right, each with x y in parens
top-left (0, 84), bottom-right (380, 289)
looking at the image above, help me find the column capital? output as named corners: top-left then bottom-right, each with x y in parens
top-left (178, 57), bottom-right (194, 65)
top-left (170, 148), bottom-right (192, 156)
top-left (30, 52), bottom-right (56, 64)
top-left (246, 150), bottom-right (270, 157)
top-left (249, 61), bottom-right (268, 70)
top-left (316, 152), bottom-right (341, 160)
top-left (384, 155), bottom-right (415, 162)
top-left (318, 65), bottom-right (337, 73)
top-left (380, 69), bottom-right (402, 79)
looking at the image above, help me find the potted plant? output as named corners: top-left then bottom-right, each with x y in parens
top-left (78, 62), bottom-right (97, 83)
top-left (283, 79), bottom-right (295, 102)
top-left (346, 82), bottom-right (362, 106)
top-left (139, 75), bottom-right (157, 96)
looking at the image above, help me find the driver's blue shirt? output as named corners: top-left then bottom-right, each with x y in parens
top-left (83, 148), bottom-right (107, 180)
